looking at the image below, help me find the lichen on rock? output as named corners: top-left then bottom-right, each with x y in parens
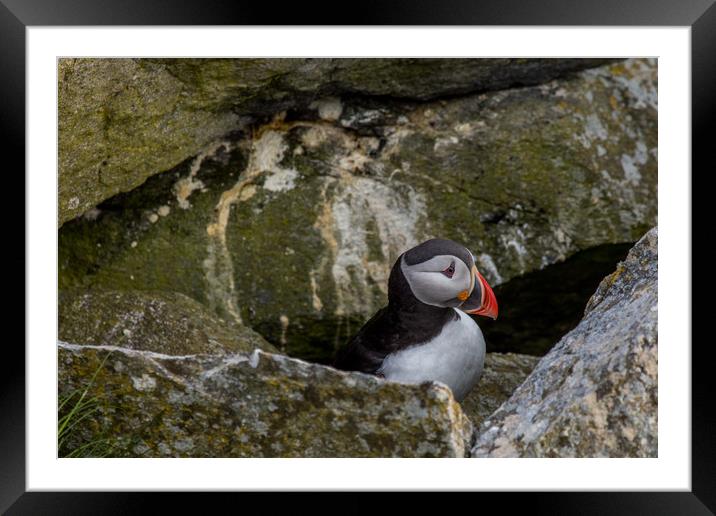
top-left (58, 59), bottom-right (243, 226)
top-left (471, 227), bottom-right (658, 458)
top-left (58, 343), bottom-right (473, 457)
top-left (58, 289), bottom-right (277, 355)
top-left (59, 58), bottom-right (618, 226)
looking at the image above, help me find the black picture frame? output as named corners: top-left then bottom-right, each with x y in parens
top-left (2, 0), bottom-right (710, 512)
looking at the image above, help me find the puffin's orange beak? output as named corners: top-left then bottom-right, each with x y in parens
top-left (461, 266), bottom-right (498, 320)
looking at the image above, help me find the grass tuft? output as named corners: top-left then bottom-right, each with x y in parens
top-left (58, 352), bottom-right (116, 458)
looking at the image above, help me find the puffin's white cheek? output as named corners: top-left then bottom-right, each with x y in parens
top-left (401, 255), bottom-right (474, 308)
top-left (454, 263), bottom-right (472, 292)
top-left (412, 274), bottom-right (458, 305)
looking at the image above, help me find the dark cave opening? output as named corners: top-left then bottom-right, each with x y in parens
top-left (475, 242), bottom-right (634, 356)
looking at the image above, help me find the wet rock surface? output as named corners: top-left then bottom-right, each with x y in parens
top-left (58, 342), bottom-right (473, 457)
top-left (471, 227), bottom-right (658, 458)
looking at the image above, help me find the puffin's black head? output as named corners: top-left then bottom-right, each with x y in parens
top-left (389, 238), bottom-right (498, 319)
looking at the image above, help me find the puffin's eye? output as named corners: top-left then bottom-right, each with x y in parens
top-left (442, 262), bottom-right (455, 278)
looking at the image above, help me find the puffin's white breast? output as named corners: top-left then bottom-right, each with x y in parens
top-left (378, 309), bottom-right (486, 401)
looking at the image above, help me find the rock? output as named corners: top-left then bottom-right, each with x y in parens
top-left (58, 59), bottom-right (241, 226)
top-left (58, 289), bottom-right (277, 355)
top-left (58, 59), bottom-right (656, 361)
top-left (460, 353), bottom-right (540, 428)
top-left (58, 342), bottom-right (473, 457)
top-left (150, 58), bottom-right (615, 102)
top-left (59, 58), bottom-right (614, 225)
top-left (471, 227), bottom-right (658, 458)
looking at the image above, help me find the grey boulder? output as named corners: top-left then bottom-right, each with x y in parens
top-left (58, 343), bottom-right (473, 458)
top-left (471, 227), bottom-right (658, 457)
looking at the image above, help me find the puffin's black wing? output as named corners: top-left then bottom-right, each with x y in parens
top-left (332, 307), bottom-right (396, 374)
top-left (332, 254), bottom-right (456, 374)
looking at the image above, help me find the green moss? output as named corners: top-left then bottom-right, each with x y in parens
top-left (59, 289), bottom-right (276, 355)
top-left (228, 176), bottom-right (328, 352)
top-left (58, 58), bottom-right (241, 225)
top-left (58, 344), bottom-right (472, 457)
top-left (59, 141), bottom-right (247, 302)
top-left (364, 218), bottom-right (384, 262)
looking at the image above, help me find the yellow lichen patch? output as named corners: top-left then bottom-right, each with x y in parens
top-left (279, 315), bottom-right (290, 351)
top-left (609, 95), bottom-right (619, 110)
top-left (300, 126), bottom-right (329, 149)
top-left (239, 184), bottom-right (257, 201)
top-left (609, 62), bottom-right (627, 76)
top-left (605, 264), bottom-right (625, 287)
top-left (309, 274), bottom-right (324, 312)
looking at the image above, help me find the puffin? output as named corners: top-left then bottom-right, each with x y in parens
top-left (333, 238), bottom-right (498, 402)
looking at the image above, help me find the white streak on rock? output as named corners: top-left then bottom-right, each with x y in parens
top-left (175, 141), bottom-right (230, 209)
top-left (201, 353), bottom-right (251, 380)
top-left (263, 168), bottom-right (298, 192)
top-left (249, 349), bottom-right (261, 369)
top-left (328, 177), bottom-right (426, 317)
top-left (309, 274), bottom-right (324, 312)
top-left (58, 340), bottom-right (200, 361)
top-left (279, 315), bottom-right (290, 350)
top-left (250, 130), bottom-right (300, 193)
top-left (476, 253), bottom-right (504, 285)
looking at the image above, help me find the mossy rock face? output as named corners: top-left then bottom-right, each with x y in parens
top-left (58, 343), bottom-right (473, 457)
top-left (59, 58), bottom-right (615, 225)
top-left (471, 228), bottom-right (658, 458)
top-left (392, 58), bottom-right (657, 284)
top-left (58, 59), bottom-right (242, 225)
top-left (58, 289), bottom-right (276, 356)
top-left (59, 59), bottom-right (656, 362)
top-left (58, 140), bottom-right (248, 309)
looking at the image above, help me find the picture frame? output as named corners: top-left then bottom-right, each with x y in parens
top-left (3, 0), bottom-right (709, 511)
